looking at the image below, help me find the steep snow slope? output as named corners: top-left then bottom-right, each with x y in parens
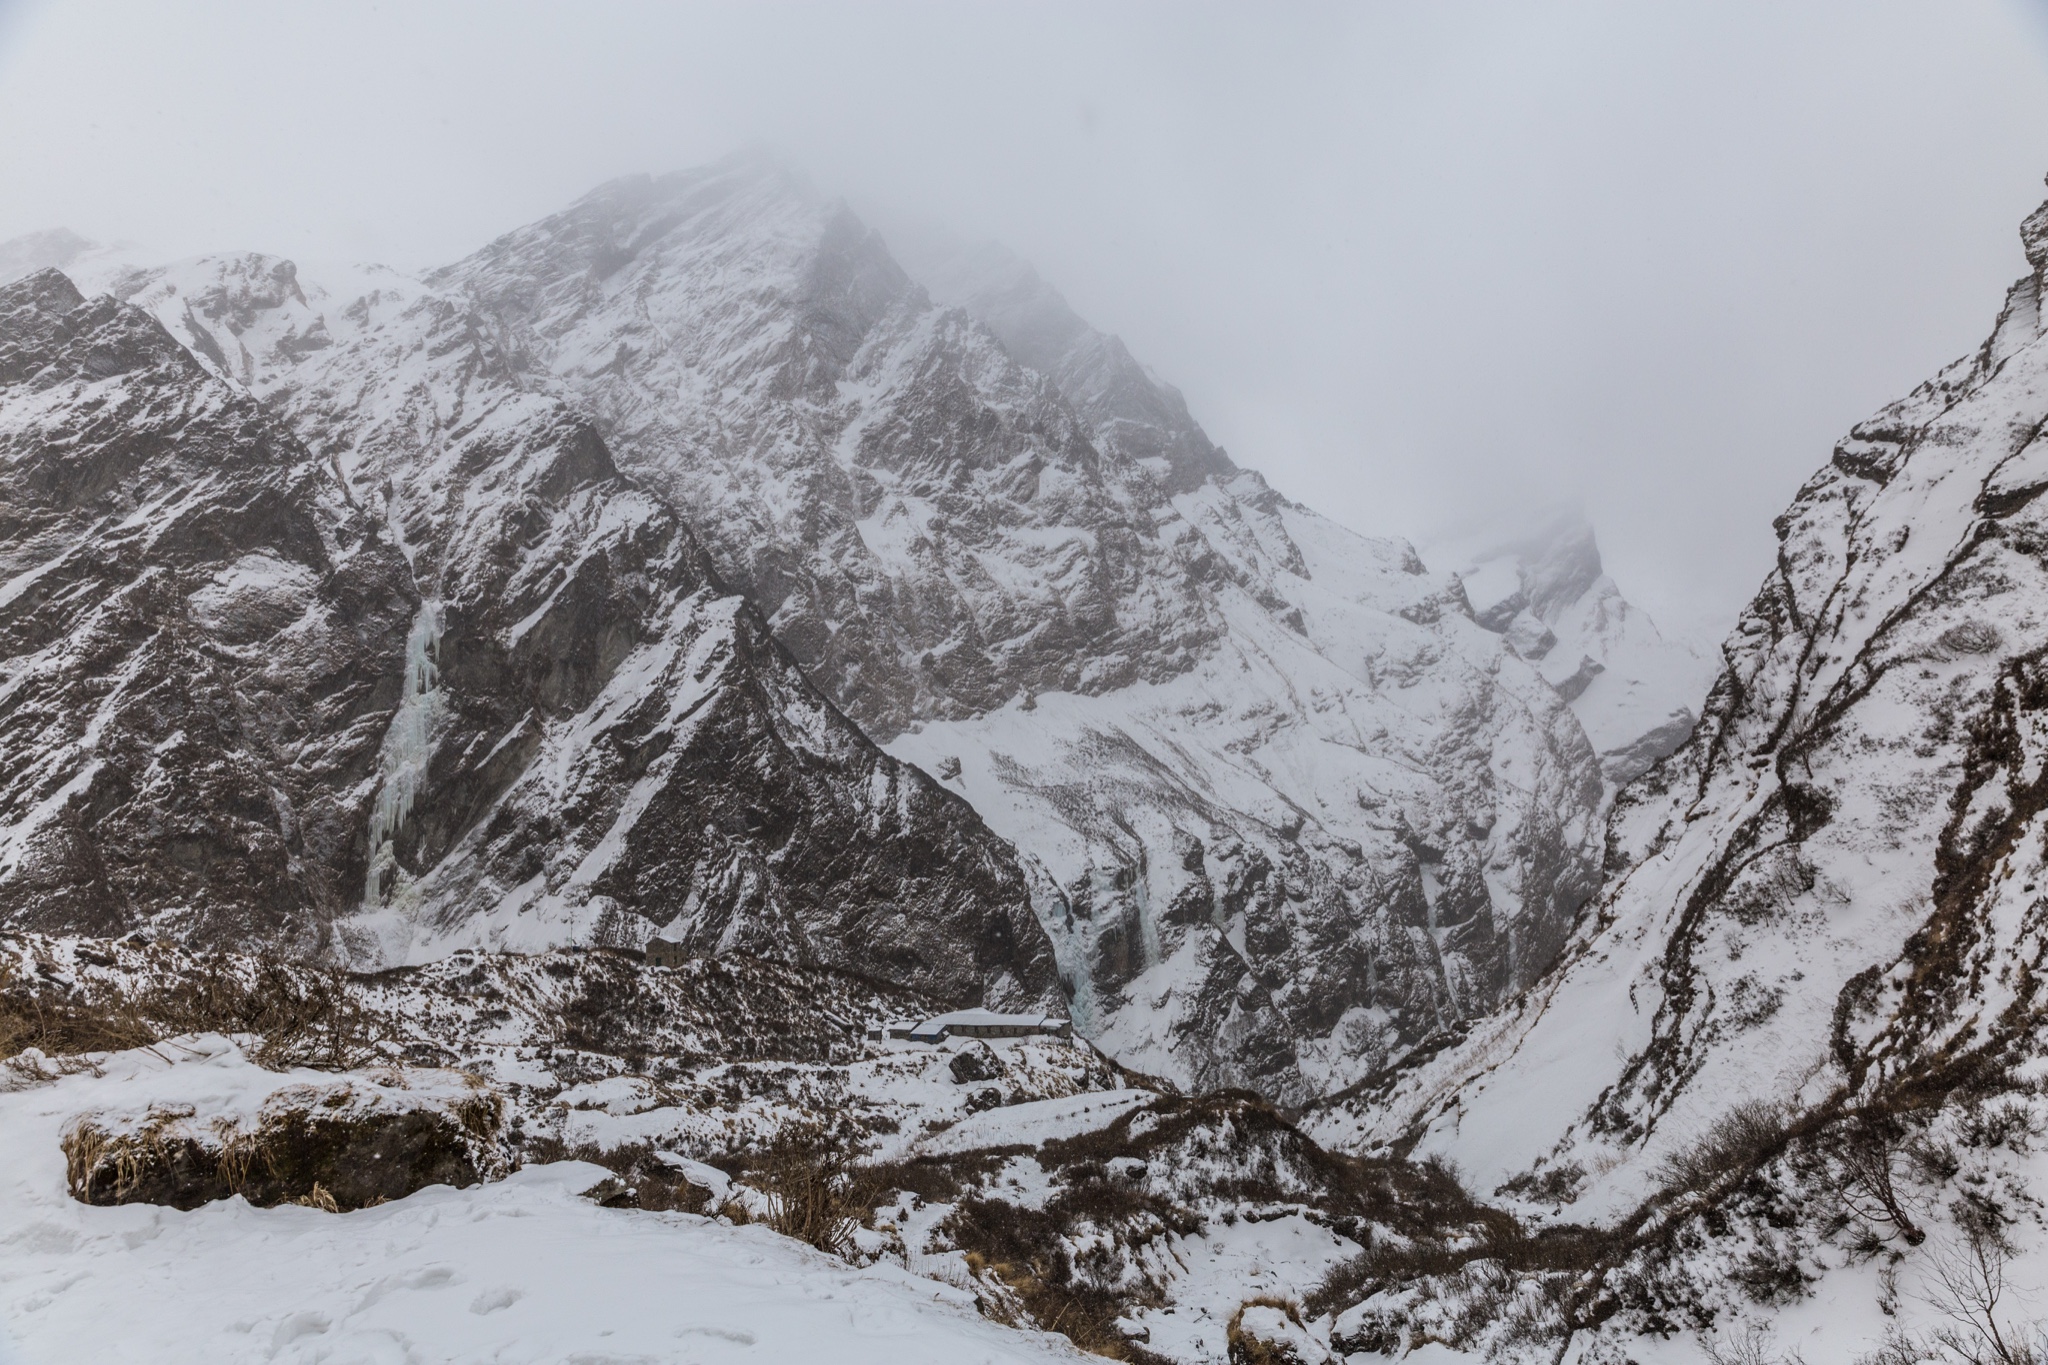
top-left (1427, 513), bottom-right (1719, 786)
top-left (0, 259), bottom-right (1056, 1008)
top-left (1311, 185), bottom-right (2048, 1214)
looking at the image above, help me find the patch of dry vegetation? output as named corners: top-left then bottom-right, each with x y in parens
top-left (1, 944), bottom-right (379, 1075)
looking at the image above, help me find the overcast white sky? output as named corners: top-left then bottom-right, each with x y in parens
top-left (2, 1), bottom-right (2046, 641)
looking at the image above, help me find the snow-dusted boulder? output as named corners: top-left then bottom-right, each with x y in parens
top-left (1227, 1301), bottom-right (1331, 1364)
top-left (61, 1038), bottom-right (506, 1210)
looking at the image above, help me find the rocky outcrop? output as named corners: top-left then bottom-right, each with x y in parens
top-left (62, 1061), bottom-right (508, 1211)
top-left (0, 265), bottom-right (1057, 1008)
top-left (1426, 513), bottom-right (1718, 787)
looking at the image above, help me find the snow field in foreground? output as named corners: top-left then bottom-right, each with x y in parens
top-left (0, 1038), bottom-right (1085, 1364)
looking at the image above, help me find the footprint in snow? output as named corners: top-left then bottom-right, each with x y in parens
top-left (270, 1311), bottom-right (331, 1346)
top-left (469, 1287), bottom-right (522, 1315)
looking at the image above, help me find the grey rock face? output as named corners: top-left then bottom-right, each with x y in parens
top-left (0, 268), bottom-right (416, 943)
top-left (0, 264), bottom-right (1056, 1009)
top-left (429, 165), bottom-right (1229, 742)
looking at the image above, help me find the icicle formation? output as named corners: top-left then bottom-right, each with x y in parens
top-left (364, 599), bottom-right (445, 906)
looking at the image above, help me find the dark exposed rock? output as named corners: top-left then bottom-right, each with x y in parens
top-left (62, 1072), bottom-right (505, 1212)
top-left (949, 1041), bottom-right (1004, 1084)
top-left (0, 268), bottom-right (416, 946)
top-left (0, 266), bottom-right (1060, 1009)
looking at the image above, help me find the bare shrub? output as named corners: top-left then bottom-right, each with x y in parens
top-left (1304, 1238), bottom-right (1465, 1320)
top-left (1831, 1113), bottom-right (1926, 1246)
top-left (294, 1182), bottom-right (340, 1212)
top-left (149, 952), bottom-right (380, 1070)
top-left (1956, 1099), bottom-right (2043, 1155)
top-left (1497, 1161), bottom-right (1586, 1205)
top-left (0, 954), bottom-right (155, 1061)
top-left (1733, 1235), bottom-right (1817, 1307)
top-left (859, 1148), bottom-right (1027, 1207)
top-left (1855, 1326), bottom-right (1942, 1365)
top-left (748, 1125), bottom-right (870, 1255)
top-left (1918, 1224), bottom-right (2048, 1365)
top-left (1304, 1250), bottom-right (1377, 1320)
top-left (1657, 1101), bottom-right (1790, 1198)
top-left (1705, 1320), bottom-right (1807, 1365)
top-left (2, 947), bottom-right (379, 1072)
top-left (941, 1193), bottom-right (1171, 1361)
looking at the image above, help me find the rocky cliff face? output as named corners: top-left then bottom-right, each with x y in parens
top-left (428, 166), bottom-right (1226, 741)
top-left (0, 260), bottom-right (1055, 1009)
top-left (0, 267), bottom-right (416, 942)
top-left (422, 161), bottom-right (1606, 1102)
top-left (6, 156), bottom-right (1609, 1099)
top-left (1311, 185), bottom-right (2048, 1208)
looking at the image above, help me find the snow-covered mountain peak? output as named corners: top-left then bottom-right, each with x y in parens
top-left (443, 158), bottom-right (912, 391)
top-left (888, 226), bottom-right (1237, 495)
top-left (0, 161), bottom-right (1622, 1102)
top-left (1426, 510), bottom-right (1717, 786)
top-left (0, 227), bottom-right (96, 283)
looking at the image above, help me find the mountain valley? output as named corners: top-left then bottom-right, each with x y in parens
top-left (12, 157), bottom-right (2047, 1365)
